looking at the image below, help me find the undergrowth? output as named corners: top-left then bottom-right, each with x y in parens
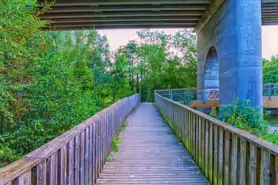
top-left (112, 135), bottom-right (120, 152)
top-left (105, 122), bottom-right (127, 162)
top-left (216, 99), bottom-right (278, 145)
top-left (105, 154), bottom-right (116, 162)
top-left (121, 122), bottom-right (128, 132)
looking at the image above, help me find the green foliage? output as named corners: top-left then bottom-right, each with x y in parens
top-left (218, 99), bottom-right (278, 145)
top-left (105, 154), bottom-right (116, 162)
top-left (112, 135), bottom-right (120, 153)
top-left (117, 29), bottom-right (198, 102)
top-left (263, 56), bottom-right (278, 84)
top-left (121, 122), bottom-right (127, 132)
top-left (0, 1), bottom-right (133, 167)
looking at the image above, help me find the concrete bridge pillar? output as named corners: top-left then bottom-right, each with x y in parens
top-left (197, 0), bottom-right (263, 107)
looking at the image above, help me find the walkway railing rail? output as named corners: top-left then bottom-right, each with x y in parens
top-left (0, 94), bottom-right (140, 185)
top-left (264, 83), bottom-right (278, 97)
top-left (155, 88), bottom-right (219, 104)
top-left (155, 93), bottom-right (278, 185)
top-left (156, 83), bottom-right (278, 104)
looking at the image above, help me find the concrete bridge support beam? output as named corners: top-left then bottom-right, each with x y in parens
top-left (197, 0), bottom-right (263, 107)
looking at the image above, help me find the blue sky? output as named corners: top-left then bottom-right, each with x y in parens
top-left (99, 26), bottom-right (278, 60)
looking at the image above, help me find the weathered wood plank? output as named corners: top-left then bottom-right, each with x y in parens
top-left (18, 171), bottom-right (31, 185)
top-left (261, 149), bottom-right (271, 185)
top-left (68, 140), bottom-right (74, 185)
top-left (36, 160), bottom-right (46, 185)
top-left (188, 111), bottom-right (192, 155)
top-left (275, 156), bottom-right (278, 185)
top-left (231, 135), bottom-right (239, 185)
top-left (59, 146), bottom-right (67, 185)
top-left (75, 135), bottom-right (80, 185)
top-left (193, 114), bottom-right (196, 161)
top-left (201, 118), bottom-right (205, 173)
top-left (249, 143), bottom-right (258, 185)
top-left (92, 122), bottom-right (96, 185)
top-left (179, 107), bottom-right (183, 139)
top-left (195, 115), bottom-right (199, 166)
top-left (218, 127), bottom-right (224, 185)
top-left (185, 110), bottom-right (189, 149)
top-left (213, 125), bottom-right (218, 185)
top-left (96, 119), bottom-right (100, 178)
top-left (270, 154), bottom-right (276, 185)
top-left (101, 116), bottom-right (104, 169)
top-left (239, 139), bottom-right (247, 185)
top-left (198, 117), bottom-right (202, 169)
top-left (89, 125), bottom-right (94, 185)
top-left (50, 153), bottom-right (58, 185)
top-left (224, 131), bottom-right (231, 185)
top-left (208, 122), bottom-right (213, 183)
top-left (4, 182), bottom-right (13, 185)
top-left (80, 131), bottom-right (85, 185)
top-left (0, 159), bottom-right (38, 185)
top-left (205, 120), bottom-right (209, 178)
top-left (85, 128), bottom-right (90, 185)
top-left (99, 117), bottom-right (103, 178)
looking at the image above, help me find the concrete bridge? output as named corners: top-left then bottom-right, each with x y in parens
top-left (41, 0), bottom-right (278, 29)
top-left (40, 0), bottom-right (278, 109)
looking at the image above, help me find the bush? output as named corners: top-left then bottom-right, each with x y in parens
top-left (218, 99), bottom-right (278, 145)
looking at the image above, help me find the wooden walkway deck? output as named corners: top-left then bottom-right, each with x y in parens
top-left (97, 103), bottom-right (208, 185)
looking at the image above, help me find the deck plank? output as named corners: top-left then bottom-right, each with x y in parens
top-left (97, 103), bottom-right (208, 185)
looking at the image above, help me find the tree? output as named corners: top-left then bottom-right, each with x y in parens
top-left (263, 56), bottom-right (278, 84)
top-left (116, 29), bottom-right (198, 102)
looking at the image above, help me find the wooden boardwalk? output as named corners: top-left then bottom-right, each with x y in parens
top-left (97, 103), bottom-right (208, 185)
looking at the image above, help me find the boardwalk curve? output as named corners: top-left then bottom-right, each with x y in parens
top-left (97, 103), bottom-right (208, 185)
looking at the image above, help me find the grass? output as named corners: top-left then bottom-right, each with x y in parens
top-left (106, 154), bottom-right (116, 162)
top-left (112, 135), bottom-right (120, 152)
top-left (121, 122), bottom-right (128, 132)
top-left (106, 121), bottom-right (128, 162)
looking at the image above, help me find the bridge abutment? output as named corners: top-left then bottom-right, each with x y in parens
top-left (197, 0), bottom-right (263, 107)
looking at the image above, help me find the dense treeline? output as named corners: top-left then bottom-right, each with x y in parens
top-left (0, 0), bottom-right (197, 167)
top-left (0, 0), bottom-right (133, 166)
top-left (263, 56), bottom-right (278, 84)
top-left (118, 29), bottom-right (198, 102)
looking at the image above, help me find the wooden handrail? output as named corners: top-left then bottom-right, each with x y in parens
top-left (0, 94), bottom-right (140, 185)
top-left (155, 84), bottom-right (278, 92)
top-left (155, 93), bottom-right (278, 184)
top-left (157, 86), bottom-right (277, 98)
top-left (154, 87), bottom-right (219, 92)
top-left (264, 83), bottom-right (278, 86)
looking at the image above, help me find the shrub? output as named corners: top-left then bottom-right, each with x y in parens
top-left (218, 99), bottom-right (278, 145)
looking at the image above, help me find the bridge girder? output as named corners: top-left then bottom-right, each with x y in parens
top-left (39, 0), bottom-right (278, 30)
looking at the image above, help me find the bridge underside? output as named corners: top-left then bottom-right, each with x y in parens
top-left (39, 0), bottom-right (278, 30)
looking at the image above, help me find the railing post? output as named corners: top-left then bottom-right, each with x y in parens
top-left (169, 90), bottom-right (173, 100)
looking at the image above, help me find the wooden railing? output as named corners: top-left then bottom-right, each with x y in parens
top-left (155, 88), bottom-right (219, 102)
top-left (155, 93), bottom-right (278, 185)
top-left (264, 83), bottom-right (278, 97)
top-left (0, 94), bottom-right (140, 185)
